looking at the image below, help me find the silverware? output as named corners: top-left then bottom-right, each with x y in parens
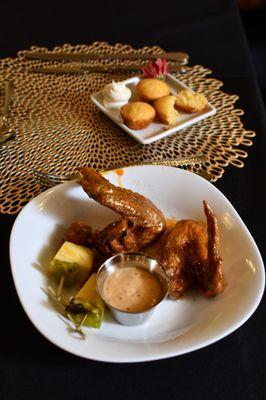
top-left (28, 64), bottom-right (186, 75)
top-left (24, 51), bottom-right (189, 64)
top-left (0, 80), bottom-right (16, 148)
top-left (31, 154), bottom-right (211, 187)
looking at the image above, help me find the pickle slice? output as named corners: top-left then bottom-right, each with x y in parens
top-left (49, 259), bottom-right (78, 286)
top-left (65, 274), bottom-right (105, 329)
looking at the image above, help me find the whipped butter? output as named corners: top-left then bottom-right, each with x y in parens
top-left (103, 81), bottom-right (131, 109)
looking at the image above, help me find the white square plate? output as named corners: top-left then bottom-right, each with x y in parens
top-left (90, 74), bottom-right (216, 145)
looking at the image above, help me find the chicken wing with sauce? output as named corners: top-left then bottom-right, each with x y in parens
top-left (67, 167), bottom-right (166, 256)
top-left (154, 201), bottom-right (223, 298)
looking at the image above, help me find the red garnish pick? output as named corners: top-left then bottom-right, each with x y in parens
top-left (141, 58), bottom-right (169, 80)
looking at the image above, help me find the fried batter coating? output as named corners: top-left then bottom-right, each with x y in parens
top-left (64, 221), bottom-right (94, 246)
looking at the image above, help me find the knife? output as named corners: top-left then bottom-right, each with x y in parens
top-left (28, 64), bottom-right (187, 74)
top-left (24, 51), bottom-right (189, 64)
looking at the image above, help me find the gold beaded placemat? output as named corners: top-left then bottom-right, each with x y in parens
top-left (0, 42), bottom-right (255, 214)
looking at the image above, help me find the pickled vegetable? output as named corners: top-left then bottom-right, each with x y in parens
top-left (66, 273), bottom-right (104, 329)
top-left (49, 259), bottom-right (78, 286)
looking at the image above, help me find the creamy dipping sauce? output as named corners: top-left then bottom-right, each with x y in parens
top-left (103, 267), bottom-right (162, 313)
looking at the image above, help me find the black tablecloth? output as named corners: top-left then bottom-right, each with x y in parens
top-left (1, 1), bottom-right (265, 399)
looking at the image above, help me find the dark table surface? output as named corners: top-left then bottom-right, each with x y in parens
top-left (1, 1), bottom-right (265, 399)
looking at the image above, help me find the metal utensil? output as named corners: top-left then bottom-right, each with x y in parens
top-left (31, 154), bottom-right (211, 187)
top-left (28, 64), bottom-right (186, 75)
top-left (96, 252), bottom-right (170, 326)
top-left (24, 51), bottom-right (189, 64)
top-left (0, 80), bottom-right (16, 148)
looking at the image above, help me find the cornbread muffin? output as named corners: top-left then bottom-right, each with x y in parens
top-left (137, 79), bottom-right (170, 102)
top-left (175, 89), bottom-right (208, 113)
top-left (153, 95), bottom-right (180, 126)
top-left (120, 101), bottom-right (156, 130)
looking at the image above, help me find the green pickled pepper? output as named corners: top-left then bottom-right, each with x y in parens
top-left (49, 259), bottom-right (78, 286)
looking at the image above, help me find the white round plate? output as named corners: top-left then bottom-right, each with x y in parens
top-left (10, 166), bottom-right (265, 363)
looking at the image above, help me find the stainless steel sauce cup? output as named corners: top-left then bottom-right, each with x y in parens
top-left (96, 252), bottom-right (170, 326)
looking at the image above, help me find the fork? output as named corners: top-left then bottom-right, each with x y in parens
top-left (0, 80), bottom-right (16, 147)
top-left (32, 154), bottom-right (212, 188)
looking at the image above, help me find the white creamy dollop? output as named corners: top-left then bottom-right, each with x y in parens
top-left (103, 81), bottom-right (131, 109)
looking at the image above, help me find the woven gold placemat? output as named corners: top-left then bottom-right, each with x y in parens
top-left (0, 42), bottom-right (255, 214)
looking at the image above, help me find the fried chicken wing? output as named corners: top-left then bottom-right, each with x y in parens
top-left (155, 201), bottom-right (223, 298)
top-left (64, 220), bottom-right (94, 246)
top-left (199, 201), bottom-right (223, 297)
top-left (77, 167), bottom-right (166, 256)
